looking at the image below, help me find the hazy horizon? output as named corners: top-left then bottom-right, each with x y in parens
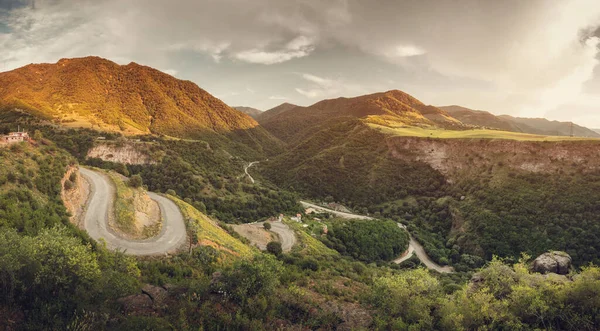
top-left (1, 0), bottom-right (600, 127)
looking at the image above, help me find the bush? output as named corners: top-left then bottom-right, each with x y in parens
top-left (266, 241), bottom-right (282, 256)
top-left (300, 258), bottom-right (319, 271)
top-left (129, 174), bottom-right (143, 188)
top-left (263, 222), bottom-right (272, 230)
top-left (64, 180), bottom-right (74, 190)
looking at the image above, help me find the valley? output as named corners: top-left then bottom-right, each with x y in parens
top-left (2, 57), bottom-right (600, 330)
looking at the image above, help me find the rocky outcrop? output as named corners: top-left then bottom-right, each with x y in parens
top-left (118, 284), bottom-right (175, 313)
top-left (87, 143), bottom-right (156, 165)
top-left (533, 251), bottom-right (572, 275)
top-left (141, 284), bottom-right (168, 305)
top-left (60, 166), bottom-right (89, 227)
top-left (118, 294), bottom-right (153, 313)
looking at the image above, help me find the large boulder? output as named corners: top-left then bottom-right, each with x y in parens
top-left (118, 294), bottom-right (153, 312)
top-left (142, 284), bottom-right (168, 305)
top-left (533, 251), bottom-right (572, 275)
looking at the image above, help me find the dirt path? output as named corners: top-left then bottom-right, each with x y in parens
top-left (79, 168), bottom-right (187, 255)
top-left (232, 221), bottom-right (296, 252)
top-left (300, 201), bottom-right (454, 273)
top-left (244, 161), bottom-right (259, 184)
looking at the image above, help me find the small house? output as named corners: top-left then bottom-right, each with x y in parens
top-left (1, 130), bottom-right (29, 144)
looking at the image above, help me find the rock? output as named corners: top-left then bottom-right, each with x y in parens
top-left (533, 251), bottom-right (572, 275)
top-left (118, 294), bottom-right (153, 312)
top-left (141, 284), bottom-right (168, 304)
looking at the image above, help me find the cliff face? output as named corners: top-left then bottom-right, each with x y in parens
top-left (60, 166), bottom-right (89, 227)
top-left (87, 143), bottom-right (157, 165)
top-left (386, 136), bottom-right (600, 177)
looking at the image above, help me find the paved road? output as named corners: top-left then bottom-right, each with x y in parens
top-left (300, 200), bottom-right (454, 273)
top-left (300, 201), bottom-right (373, 220)
top-left (244, 161), bottom-right (259, 184)
top-left (80, 168), bottom-right (187, 255)
top-left (269, 221), bottom-right (296, 252)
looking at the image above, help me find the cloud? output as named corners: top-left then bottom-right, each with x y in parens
top-left (2, 0), bottom-right (600, 125)
top-left (295, 73), bottom-right (367, 99)
top-left (233, 36), bottom-right (316, 65)
top-left (269, 95), bottom-right (287, 100)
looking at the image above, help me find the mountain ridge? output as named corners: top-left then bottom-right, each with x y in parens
top-left (259, 90), bottom-right (466, 144)
top-left (0, 56), bottom-right (259, 137)
top-left (441, 105), bottom-right (600, 138)
top-left (234, 106), bottom-right (263, 119)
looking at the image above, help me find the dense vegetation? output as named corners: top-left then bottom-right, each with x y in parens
top-left (322, 218), bottom-right (409, 262)
top-left (4, 107), bottom-right (600, 329)
top-left (0, 143), bottom-right (73, 235)
top-left (264, 116), bottom-right (600, 272)
top-left (264, 120), bottom-right (447, 207)
top-left (0, 109), bottom-right (301, 224)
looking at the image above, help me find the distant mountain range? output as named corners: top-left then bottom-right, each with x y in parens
top-left (440, 105), bottom-right (600, 138)
top-left (258, 90), bottom-right (466, 143)
top-left (234, 106), bottom-right (263, 119)
top-left (3, 56), bottom-right (596, 143)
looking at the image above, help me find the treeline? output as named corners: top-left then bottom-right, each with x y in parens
top-left (452, 169), bottom-right (600, 267)
top-left (322, 218), bottom-right (409, 262)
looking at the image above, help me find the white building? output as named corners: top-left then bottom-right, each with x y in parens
top-left (1, 131), bottom-right (29, 144)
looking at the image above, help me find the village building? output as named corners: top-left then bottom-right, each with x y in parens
top-left (1, 129), bottom-right (29, 145)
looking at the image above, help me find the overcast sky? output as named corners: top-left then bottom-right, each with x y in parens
top-left (1, 0), bottom-right (600, 126)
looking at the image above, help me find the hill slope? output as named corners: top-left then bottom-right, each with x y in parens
top-left (256, 102), bottom-right (298, 122)
top-left (234, 106), bottom-right (263, 119)
top-left (259, 90), bottom-right (465, 144)
top-left (441, 105), bottom-right (600, 138)
top-left (0, 57), bottom-right (259, 137)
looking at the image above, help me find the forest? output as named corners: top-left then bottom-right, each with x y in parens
top-left (321, 218), bottom-right (409, 262)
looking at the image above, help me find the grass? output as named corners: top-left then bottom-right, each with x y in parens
top-left (170, 196), bottom-right (254, 258)
top-left (367, 122), bottom-right (600, 141)
top-left (284, 219), bottom-right (339, 257)
top-left (106, 172), bottom-right (137, 235)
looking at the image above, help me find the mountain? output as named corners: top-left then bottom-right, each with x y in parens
top-left (441, 105), bottom-right (600, 138)
top-left (440, 105), bottom-right (523, 132)
top-left (0, 56), bottom-right (259, 137)
top-left (259, 90), bottom-right (465, 144)
top-left (499, 115), bottom-right (600, 137)
top-left (256, 102), bottom-right (298, 122)
top-left (234, 106), bottom-right (263, 119)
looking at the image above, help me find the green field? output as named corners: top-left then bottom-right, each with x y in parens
top-left (367, 123), bottom-right (600, 141)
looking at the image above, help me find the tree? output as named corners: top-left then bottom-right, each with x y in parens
top-left (263, 222), bottom-right (271, 230)
top-left (129, 174), bottom-right (143, 188)
top-left (33, 130), bottom-right (43, 141)
top-left (266, 241), bottom-right (282, 256)
top-left (211, 254), bottom-right (282, 304)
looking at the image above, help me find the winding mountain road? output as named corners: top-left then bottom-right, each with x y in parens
top-left (80, 168), bottom-right (187, 255)
top-left (300, 201), bottom-right (454, 273)
top-left (269, 221), bottom-right (296, 252)
top-left (244, 161), bottom-right (259, 184)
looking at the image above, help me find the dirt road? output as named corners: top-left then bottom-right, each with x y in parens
top-left (232, 221), bottom-right (296, 252)
top-left (269, 221), bottom-right (296, 252)
top-left (300, 201), bottom-right (454, 273)
top-left (244, 161), bottom-right (259, 184)
top-left (80, 168), bottom-right (187, 255)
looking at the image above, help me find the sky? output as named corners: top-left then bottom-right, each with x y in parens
top-left (1, 0), bottom-right (600, 127)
